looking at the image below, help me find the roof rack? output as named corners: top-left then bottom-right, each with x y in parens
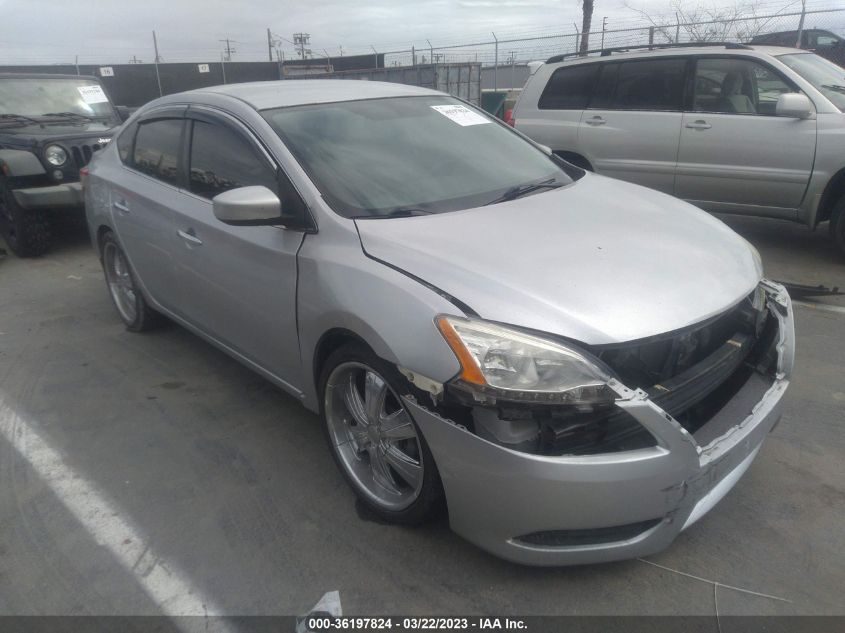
top-left (545, 41), bottom-right (751, 64)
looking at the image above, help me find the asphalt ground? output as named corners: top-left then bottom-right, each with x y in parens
top-left (0, 214), bottom-right (843, 621)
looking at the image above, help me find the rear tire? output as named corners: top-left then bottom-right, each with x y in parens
top-left (100, 231), bottom-right (163, 332)
top-left (319, 342), bottom-right (443, 525)
top-left (0, 182), bottom-right (51, 257)
top-left (830, 195), bottom-right (845, 257)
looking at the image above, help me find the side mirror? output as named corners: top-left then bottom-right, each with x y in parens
top-left (212, 186), bottom-right (284, 226)
top-left (776, 93), bottom-right (814, 119)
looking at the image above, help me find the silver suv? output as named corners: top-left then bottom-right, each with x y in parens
top-left (513, 43), bottom-right (845, 254)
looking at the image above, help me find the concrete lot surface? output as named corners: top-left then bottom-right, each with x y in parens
top-left (0, 215), bottom-right (843, 618)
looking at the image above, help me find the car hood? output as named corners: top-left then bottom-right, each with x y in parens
top-left (355, 173), bottom-right (762, 345)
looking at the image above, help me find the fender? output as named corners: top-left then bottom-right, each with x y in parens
top-left (0, 149), bottom-right (47, 178)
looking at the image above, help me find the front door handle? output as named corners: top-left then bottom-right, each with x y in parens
top-left (585, 116), bottom-right (606, 126)
top-left (177, 229), bottom-right (203, 246)
top-left (113, 200), bottom-right (130, 214)
top-left (685, 120), bottom-right (712, 130)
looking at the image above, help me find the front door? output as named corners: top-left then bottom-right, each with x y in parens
top-left (674, 56), bottom-right (817, 216)
top-left (170, 111), bottom-right (307, 387)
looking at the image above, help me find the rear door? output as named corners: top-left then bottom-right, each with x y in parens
top-left (516, 62), bottom-right (597, 165)
top-left (674, 56), bottom-right (816, 216)
top-left (169, 108), bottom-right (307, 386)
top-left (109, 109), bottom-right (185, 311)
top-left (576, 57), bottom-right (687, 194)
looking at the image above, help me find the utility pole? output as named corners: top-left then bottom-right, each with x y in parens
top-left (219, 38), bottom-right (236, 62)
top-left (293, 33), bottom-right (311, 59)
top-left (267, 28), bottom-right (273, 61)
top-left (492, 32), bottom-right (498, 92)
top-left (601, 16), bottom-right (607, 50)
top-left (152, 30), bottom-right (162, 96)
top-left (371, 45), bottom-right (378, 69)
top-left (129, 55), bottom-right (143, 64)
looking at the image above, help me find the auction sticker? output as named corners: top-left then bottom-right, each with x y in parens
top-left (431, 104), bottom-right (489, 126)
top-left (77, 85), bottom-right (109, 104)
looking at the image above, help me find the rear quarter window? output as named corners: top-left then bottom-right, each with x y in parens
top-left (132, 119), bottom-right (183, 186)
top-left (115, 122), bottom-right (137, 164)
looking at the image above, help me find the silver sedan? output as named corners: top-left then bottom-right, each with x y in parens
top-left (85, 80), bottom-right (794, 565)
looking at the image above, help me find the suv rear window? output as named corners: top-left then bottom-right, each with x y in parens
top-left (538, 64), bottom-right (600, 110)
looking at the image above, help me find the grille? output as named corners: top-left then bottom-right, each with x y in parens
top-left (70, 142), bottom-right (104, 167)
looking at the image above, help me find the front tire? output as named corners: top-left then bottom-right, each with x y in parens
top-left (319, 343), bottom-right (443, 525)
top-left (830, 195), bottom-right (845, 257)
top-left (0, 182), bottom-right (51, 257)
top-left (101, 231), bottom-right (163, 332)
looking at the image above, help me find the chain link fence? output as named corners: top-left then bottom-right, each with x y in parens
top-left (374, 5), bottom-right (845, 90)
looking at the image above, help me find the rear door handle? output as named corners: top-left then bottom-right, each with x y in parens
top-left (177, 229), bottom-right (203, 246)
top-left (685, 120), bottom-right (712, 130)
top-left (585, 116), bottom-right (606, 126)
top-left (112, 200), bottom-right (130, 214)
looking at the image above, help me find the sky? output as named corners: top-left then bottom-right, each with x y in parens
top-left (0, 0), bottom-right (841, 65)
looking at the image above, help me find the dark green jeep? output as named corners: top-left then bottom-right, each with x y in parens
top-left (0, 73), bottom-right (122, 256)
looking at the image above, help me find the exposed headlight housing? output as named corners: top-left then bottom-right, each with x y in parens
top-left (45, 145), bottom-right (68, 167)
top-left (436, 315), bottom-right (616, 404)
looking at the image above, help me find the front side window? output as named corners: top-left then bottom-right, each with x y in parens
top-left (693, 58), bottom-right (794, 115)
top-left (538, 64), bottom-right (600, 110)
top-left (778, 52), bottom-right (845, 112)
top-left (262, 96), bottom-right (578, 218)
top-left (132, 119), bottom-right (183, 185)
top-left (188, 120), bottom-right (278, 199)
top-left (612, 59), bottom-right (686, 111)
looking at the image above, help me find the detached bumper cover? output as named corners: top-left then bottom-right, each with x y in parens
top-left (405, 282), bottom-right (794, 565)
top-left (13, 182), bottom-right (83, 210)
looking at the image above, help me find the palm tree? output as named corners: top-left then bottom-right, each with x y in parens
top-left (580, 0), bottom-right (595, 54)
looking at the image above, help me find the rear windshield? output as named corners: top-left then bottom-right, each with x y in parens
top-left (262, 95), bottom-right (578, 218)
top-left (777, 53), bottom-right (845, 112)
top-left (0, 77), bottom-right (117, 120)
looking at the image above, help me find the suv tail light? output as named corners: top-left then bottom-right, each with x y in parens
top-left (503, 108), bottom-right (515, 127)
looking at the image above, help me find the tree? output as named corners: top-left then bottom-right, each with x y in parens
top-left (623, 0), bottom-right (789, 45)
top-left (580, 0), bottom-right (595, 54)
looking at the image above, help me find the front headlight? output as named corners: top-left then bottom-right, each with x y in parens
top-left (45, 145), bottom-right (68, 166)
top-left (436, 315), bottom-right (615, 404)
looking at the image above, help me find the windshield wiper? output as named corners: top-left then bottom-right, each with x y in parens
top-left (821, 84), bottom-right (845, 93)
top-left (40, 111), bottom-right (96, 121)
top-left (355, 207), bottom-right (434, 219)
top-left (485, 178), bottom-right (563, 205)
top-left (0, 113), bottom-right (42, 125)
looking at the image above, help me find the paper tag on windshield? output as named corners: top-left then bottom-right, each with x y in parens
top-left (77, 85), bottom-right (109, 104)
top-left (431, 104), bottom-right (490, 126)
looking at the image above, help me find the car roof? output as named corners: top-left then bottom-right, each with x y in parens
top-left (183, 79), bottom-right (443, 110)
top-left (545, 43), bottom-right (804, 66)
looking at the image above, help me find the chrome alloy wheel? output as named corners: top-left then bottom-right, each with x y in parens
top-left (325, 362), bottom-right (424, 510)
top-left (103, 241), bottom-right (138, 324)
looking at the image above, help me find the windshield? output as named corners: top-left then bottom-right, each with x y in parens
top-left (0, 77), bottom-right (117, 120)
top-left (777, 53), bottom-right (845, 112)
top-left (262, 95), bottom-right (577, 217)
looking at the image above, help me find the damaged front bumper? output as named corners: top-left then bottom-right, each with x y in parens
top-left (404, 281), bottom-right (794, 566)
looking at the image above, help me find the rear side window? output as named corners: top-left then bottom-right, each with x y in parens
top-left (188, 120), bottom-right (278, 199)
top-left (132, 119), bottom-right (183, 185)
top-left (612, 59), bottom-right (686, 111)
top-left (538, 64), bottom-right (600, 110)
top-left (116, 122), bottom-right (137, 164)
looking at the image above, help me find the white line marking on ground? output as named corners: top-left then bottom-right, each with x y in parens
top-left (793, 300), bottom-right (845, 315)
top-left (637, 558), bottom-right (791, 603)
top-left (0, 397), bottom-right (233, 625)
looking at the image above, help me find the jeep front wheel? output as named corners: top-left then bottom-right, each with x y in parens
top-left (0, 181), bottom-right (51, 257)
